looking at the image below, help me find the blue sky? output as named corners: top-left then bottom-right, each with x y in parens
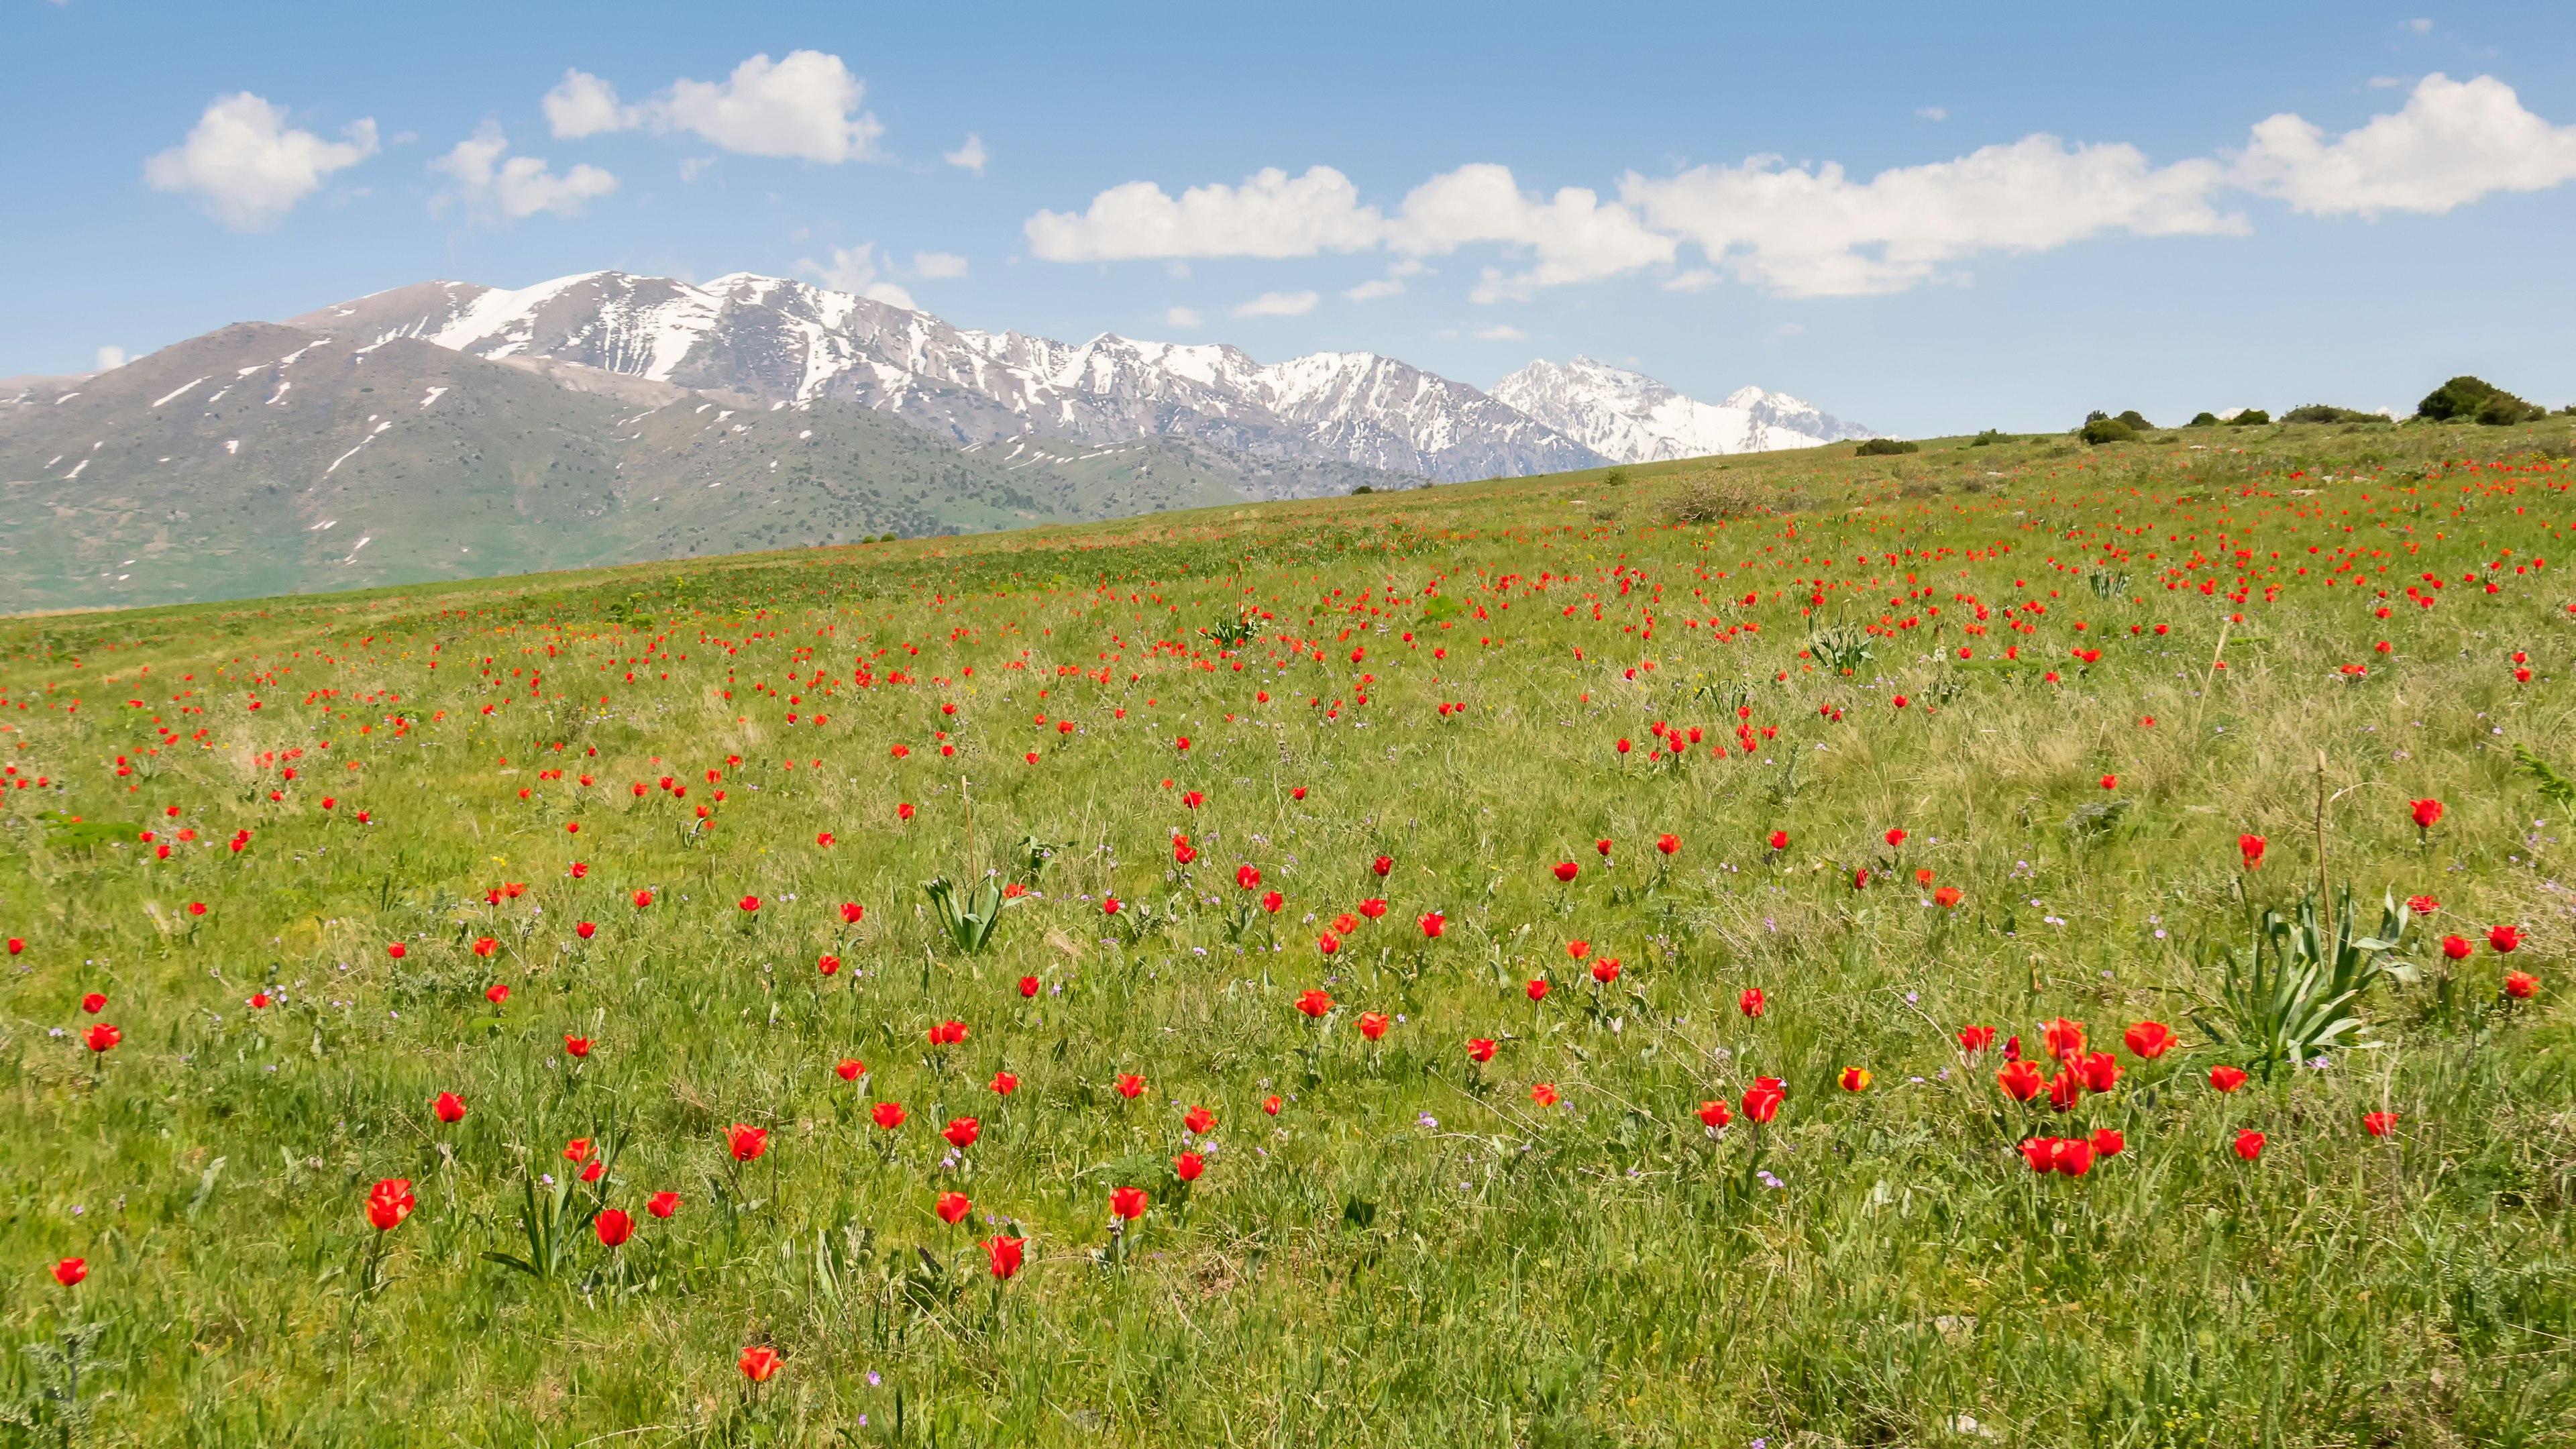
top-left (7, 1), bottom-right (2575, 434)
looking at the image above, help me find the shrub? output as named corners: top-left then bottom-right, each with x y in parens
top-left (1349, 485), bottom-right (1375, 495)
top-left (2228, 409), bottom-right (2272, 427)
top-left (1662, 477), bottom-right (1774, 523)
top-left (2282, 404), bottom-right (2382, 425)
top-left (1854, 438), bottom-right (1919, 456)
top-left (2188, 411), bottom-right (2220, 427)
top-left (2114, 410), bottom-right (2154, 431)
top-left (1601, 468), bottom-right (1629, 487)
top-left (1970, 429), bottom-right (2009, 446)
top-left (2080, 417), bottom-right (2139, 445)
top-left (2416, 376), bottom-right (2543, 425)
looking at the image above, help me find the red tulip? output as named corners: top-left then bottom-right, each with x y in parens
top-left (2504, 971), bottom-right (2538, 1000)
top-left (365, 1177), bottom-right (415, 1231)
top-left (2239, 834), bottom-right (2265, 869)
top-left (1933, 885), bottom-right (1964, 908)
top-left (2233, 1129), bottom-right (2265, 1161)
top-left (632, 889), bottom-right (653, 908)
top-left (897, 803), bottom-right (916, 822)
top-left (1115, 1073), bottom-right (1146, 1099)
top-left (1295, 988), bottom-right (1333, 1018)
top-left (1417, 910), bottom-right (1446, 938)
top-left (1697, 1099), bottom-right (1733, 1129)
top-left (1466, 1038), bottom-right (1497, 1064)
top-left (2099, 774), bottom-right (2117, 790)
top-left (433, 1091), bottom-right (467, 1124)
top-left (647, 1191), bottom-right (680, 1218)
top-left (83, 1023), bottom-right (119, 1053)
top-left (471, 936), bottom-right (498, 958)
top-left (1996, 1060), bottom-right (2044, 1102)
top-left (990, 1071), bottom-right (1019, 1095)
top-left (52, 1257), bottom-right (86, 1287)
top-left (1529, 1082), bottom-right (1561, 1108)
top-left (2053, 1138), bottom-right (2096, 1176)
top-left (835, 1057), bottom-right (865, 1081)
top-left (2363, 1111), bottom-right (2398, 1137)
top-left (1262, 891), bottom-right (1285, 914)
top-left (387, 943), bottom-right (406, 959)
top-left (2442, 934), bottom-right (2473, 961)
top-left (935, 1191), bottom-right (972, 1225)
top-left (1958, 1024), bottom-right (1996, 1053)
top-left (985, 1235), bottom-right (1026, 1279)
top-left (1656, 833), bottom-right (1680, 856)
top-left (2078, 1051), bottom-right (2121, 1093)
top-left (1883, 827), bottom-right (1907, 849)
top-left (594, 1209), bottom-right (635, 1247)
top-left (1263, 1094), bottom-right (1282, 1115)
top-left (79, 991), bottom-right (105, 1014)
top-left (1766, 829), bottom-right (1789, 851)
top-left (1739, 987), bottom-right (1766, 1018)
top-left (1175, 1151), bottom-right (1205, 1183)
top-left (2488, 924), bottom-right (2522, 953)
top-left (564, 1035), bottom-right (592, 1058)
top-left (1235, 864), bottom-right (1262, 891)
top-left (2123, 1021), bottom-right (2174, 1059)
top-left (2041, 1018), bottom-right (2087, 1063)
top-left (1356, 898), bottom-right (1387, 920)
top-left (1741, 1077), bottom-right (1784, 1123)
top-left (2209, 1065), bottom-right (2248, 1093)
top-left (2410, 798), bottom-right (2445, 829)
top-left (1838, 1066), bottom-right (1871, 1093)
top-left (1565, 939), bottom-right (1590, 961)
top-left (930, 1020), bottom-right (969, 1046)
top-left (872, 1102), bottom-right (907, 1130)
top-left (1550, 861), bottom-right (1578, 883)
top-left (737, 895), bottom-right (760, 914)
top-left (1371, 855), bottom-right (1393, 877)
top-left (1019, 975), bottom-right (1041, 998)
top-left (575, 921), bottom-right (596, 940)
top-left (6, 938), bottom-right (23, 956)
top-left (818, 953), bottom-right (841, 976)
top-left (1595, 838), bottom-right (1613, 857)
top-left (1589, 959), bottom-right (1620, 983)
top-left (2406, 894), bottom-right (2439, 916)
top-left (1184, 1105), bottom-right (1216, 1133)
top-left (2019, 1137), bottom-right (2059, 1173)
top-left (1110, 1186), bottom-right (1149, 1220)
top-left (1102, 896), bottom-right (1122, 915)
top-left (943, 1117), bottom-right (980, 1150)
top-left (2088, 1128), bottom-right (2125, 1158)
top-left (1526, 978), bottom-right (1550, 1002)
top-left (727, 1124), bottom-right (767, 1162)
top-left (1358, 1011), bottom-right (1390, 1040)
top-left (739, 1346), bottom-right (781, 1383)
top-left (1317, 930), bottom-right (1340, 955)
top-left (486, 983), bottom-right (510, 1005)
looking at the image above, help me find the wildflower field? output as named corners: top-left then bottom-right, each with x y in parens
top-left (5, 421), bottom-right (2574, 1446)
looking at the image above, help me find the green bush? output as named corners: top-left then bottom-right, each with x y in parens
top-left (2080, 417), bottom-right (2139, 445)
top-left (2416, 376), bottom-right (2543, 425)
top-left (1969, 429), bottom-right (2009, 446)
top-left (2282, 404), bottom-right (2382, 425)
top-left (2114, 410), bottom-right (2154, 431)
top-left (1853, 437), bottom-right (1919, 456)
top-left (1349, 485), bottom-right (1375, 495)
top-left (2188, 411), bottom-right (2220, 427)
top-left (2229, 409), bottom-right (2272, 427)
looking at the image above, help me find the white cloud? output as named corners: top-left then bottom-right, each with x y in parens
top-left (945, 133), bottom-right (989, 173)
top-left (432, 123), bottom-right (616, 221)
top-left (1625, 135), bottom-right (2237, 297)
top-left (144, 93), bottom-right (378, 230)
top-left (1163, 306), bottom-right (1204, 329)
top-left (1026, 166), bottom-right (1383, 260)
top-left (796, 243), bottom-right (916, 308)
top-left (912, 250), bottom-right (969, 278)
top-left (1470, 324), bottom-right (1527, 341)
top-left (679, 157), bottom-right (717, 182)
top-left (2233, 72), bottom-right (2576, 215)
top-left (2407, 17), bottom-right (2432, 34)
top-left (543, 52), bottom-right (882, 164)
top-left (1391, 164), bottom-right (1674, 300)
top-left (543, 69), bottom-right (641, 138)
top-left (1232, 290), bottom-right (1320, 318)
top-left (1344, 278), bottom-right (1405, 301)
top-left (1917, 106), bottom-right (1949, 121)
top-left (95, 346), bottom-right (125, 371)
top-left (1662, 269), bottom-right (1720, 292)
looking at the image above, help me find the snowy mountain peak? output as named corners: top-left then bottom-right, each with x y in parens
top-left (1492, 357), bottom-right (1876, 464)
top-left (293, 270), bottom-right (1607, 480)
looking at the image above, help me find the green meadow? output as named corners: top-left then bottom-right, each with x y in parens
top-left (3, 419), bottom-right (2572, 1446)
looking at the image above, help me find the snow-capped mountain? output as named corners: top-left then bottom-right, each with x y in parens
top-left (1491, 356), bottom-right (1877, 464)
top-left (291, 272), bottom-right (1607, 482)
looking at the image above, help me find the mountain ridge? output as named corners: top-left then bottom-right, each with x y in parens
top-left (1491, 354), bottom-right (1877, 464)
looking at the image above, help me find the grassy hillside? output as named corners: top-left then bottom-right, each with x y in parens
top-left (1, 416), bottom-right (2572, 1445)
